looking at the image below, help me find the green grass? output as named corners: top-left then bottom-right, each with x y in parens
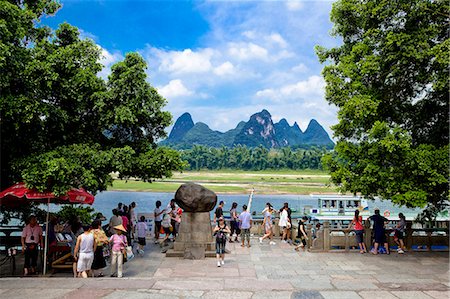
top-left (109, 169), bottom-right (334, 194)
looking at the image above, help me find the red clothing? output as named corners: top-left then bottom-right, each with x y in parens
top-left (353, 216), bottom-right (363, 230)
top-left (121, 216), bottom-right (129, 229)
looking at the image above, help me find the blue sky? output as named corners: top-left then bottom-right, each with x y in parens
top-left (43, 0), bottom-right (340, 137)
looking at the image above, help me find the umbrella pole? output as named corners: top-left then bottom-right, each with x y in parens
top-left (43, 198), bottom-right (50, 276)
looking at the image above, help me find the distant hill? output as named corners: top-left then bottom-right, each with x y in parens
top-left (162, 110), bottom-right (334, 149)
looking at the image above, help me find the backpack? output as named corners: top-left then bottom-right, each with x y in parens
top-left (216, 226), bottom-right (227, 243)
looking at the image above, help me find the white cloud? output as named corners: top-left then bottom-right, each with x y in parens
top-left (256, 75), bottom-right (325, 101)
top-left (267, 33), bottom-right (288, 48)
top-left (158, 79), bottom-right (194, 99)
top-left (228, 42), bottom-right (269, 61)
top-left (213, 61), bottom-right (235, 76)
top-left (98, 47), bottom-right (123, 79)
top-left (286, 1), bottom-right (304, 11)
top-left (292, 63), bottom-right (308, 73)
top-left (79, 29), bottom-right (98, 42)
top-left (158, 48), bottom-right (214, 75)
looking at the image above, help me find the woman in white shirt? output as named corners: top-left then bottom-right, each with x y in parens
top-left (278, 206), bottom-right (290, 243)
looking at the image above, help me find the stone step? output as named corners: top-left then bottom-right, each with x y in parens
top-left (165, 249), bottom-right (216, 258)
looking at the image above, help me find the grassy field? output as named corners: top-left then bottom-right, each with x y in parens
top-left (109, 169), bottom-right (338, 194)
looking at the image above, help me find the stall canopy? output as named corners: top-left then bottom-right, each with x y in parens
top-left (0, 182), bottom-right (94, 206)
top-left (0, 182), bottom-right (95, 275)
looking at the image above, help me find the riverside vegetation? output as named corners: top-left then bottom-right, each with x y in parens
top-left (109, 169), bottom-right (336, 194)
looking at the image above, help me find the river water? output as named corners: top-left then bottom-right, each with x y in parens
top-left (85, 191), bottom-right (423, 220)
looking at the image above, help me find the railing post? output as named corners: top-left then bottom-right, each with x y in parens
top-left (364, 219), bottom-right (372, 250)
top-left (344, 230), bottom-right (350, 252)
top-left (274, 219), bottom-right (280, 238)
top-left (323, 221), bottom-right (330, 251)
top-left (427, 230), bottom-right (432, 252)
top-left (405, 221), bottom-right (413, 251)
top-left (306, 224), bottom-right (312, 250)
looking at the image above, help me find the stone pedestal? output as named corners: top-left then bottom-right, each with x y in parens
top-left (166, 212), bottom-right (216, 258)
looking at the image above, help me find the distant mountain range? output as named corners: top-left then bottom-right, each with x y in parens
top-left (162, 110), bottom-right (334, 149)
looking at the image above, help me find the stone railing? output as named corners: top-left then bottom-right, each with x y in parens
top-left (309, 220), bottom-right (449, 252)
top-left (221, 219), bottom-right (449, 252)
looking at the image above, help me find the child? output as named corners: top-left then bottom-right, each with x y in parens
top-left (160, 212), bottom-right (172, 245)
top-left (136, 216), bottom-right (147, 256)
top-left (109, 224), bottom-right (127, 278)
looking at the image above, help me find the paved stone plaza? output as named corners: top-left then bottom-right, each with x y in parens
top-left (0, 240), bottom-right (448, 299)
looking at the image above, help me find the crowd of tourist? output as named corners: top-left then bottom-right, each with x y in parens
top-left (19, 198), bottom-right (408, 276)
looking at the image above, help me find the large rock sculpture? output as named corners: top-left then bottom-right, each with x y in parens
top-left (174, 182), bottom-right (217, 212)
top-left (166, 183), bottom-right (217, 259)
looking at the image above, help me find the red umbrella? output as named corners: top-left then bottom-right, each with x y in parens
top-left (0, 182), bottom-right (95, 275)
top-left (0, 182), bottom-right (94, 206)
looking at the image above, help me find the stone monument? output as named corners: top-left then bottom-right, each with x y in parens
top-left (166, 183), bottom-right (217, 259)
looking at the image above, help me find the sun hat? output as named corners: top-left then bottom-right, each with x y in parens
top-left (113, 224), bottom-right (127, 232)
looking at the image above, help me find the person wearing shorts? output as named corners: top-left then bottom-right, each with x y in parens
top-left (368, 208), bottom-right (389, 255)
top-left (213, 217), bottom-right (230, 267)
top-left (239, 205), bottom-right (252, 248)
top-left (394, 213), bottom-right (406, 254)
top-left (136, 215), bottom-right (148, 255)
top-left (74, 225), bottom-right (96, 278)
top-left (348, 210), bottom-right (367, 254)
top-left (259, 203), bottom-right (275, 245)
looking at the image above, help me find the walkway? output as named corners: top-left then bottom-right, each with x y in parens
top-left (0, 240), bottom-right (448, 299)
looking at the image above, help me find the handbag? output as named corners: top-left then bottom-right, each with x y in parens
top-left (286, 221), bottom-right (292, 229)
top-left (125, 246), bottom-right (134, 261)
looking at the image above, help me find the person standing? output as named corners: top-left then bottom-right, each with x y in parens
top-left (394, 213), bottom-right (406, 254)
top-left (278, 206), bottom-right (290, 243)
top-left (368, 208), bottom-right (389, 255)
top-left (129, 202), bottom-right (138, 239)
top-left (120, 209), bottom-right (131, 245)
top-left (239, 205), bottom-right (252, 248)
top-left (136, 215), bottom-right (148, 256)
top-left (21, 215), bottom-right (43, 276)
top-left (109, 224), bottom-right (128, 278)
top-left (108, 209), bottom-right (122, 236)
top-left (91, 220), bottom-right (108, 277)
top-left (347, 210), bottom-right (367, 254)
top-left (213, 217), bottom-right (231, 267)
top-left (74, 224), bottom-right (96, 278)
top-left (154, 200), bottom-right (164, 243)
top-left (229, 202), bottom-right (240, 243)
top-left (214, 201), bottom-right (224, 224)
top-left (295, 216), bottom-right (309, 251)
top-left (259, 203), bottom-right (276, 245)
top-left (160, 212), bottom-right (173, 245)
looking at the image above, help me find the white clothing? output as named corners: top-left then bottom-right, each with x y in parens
top-left (279, 210), bottom-right (288, 227)
top-left (79, 233), bottom-right (94, 253)
top-left (77, 252), bottom-right (94, 272)
top-left (136, 222), bottom-right (147, 238)
top-left (154, 207), bottom-right (163, 221)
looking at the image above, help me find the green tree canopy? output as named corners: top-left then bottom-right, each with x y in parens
top-left (317, 0), bottom-right (449, 217)
top-left (0, 0), bottom-right (184, 199)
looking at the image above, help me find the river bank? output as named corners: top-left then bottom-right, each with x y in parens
top-left (108, 170), bottom-right (338, 194)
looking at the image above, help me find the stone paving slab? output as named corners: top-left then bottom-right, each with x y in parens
top-left (423, 290), bottom-right (450, 299)
top-left (358, 290), bottom-right (398, 299)
top-left (0, 238), bottom-right (448, 298)
top-left (390, 290), bottom-right (434, 298)
top-left (320, 291), bottom-right (361, 299)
